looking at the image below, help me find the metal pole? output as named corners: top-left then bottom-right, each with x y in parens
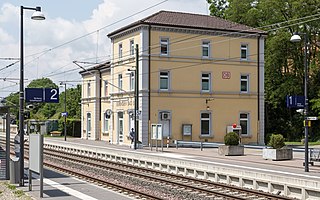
top-left (19, 6), bottom-right (25, 186)
top-left (134, 44), bottom-right (139, 150)
top-left (64, 83), bottom-right (67, 141)
top-left (5, 112), bottom-right (10, 180)
top-left (304, 34), bottom-right (309, 172)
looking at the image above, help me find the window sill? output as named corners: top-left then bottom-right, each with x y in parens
top-left (240, 134), bottom-right (251, 138)
top-left (160, 54), bottom-right (169, 57)
top-left (158, 89), bottom-right (170, 93)
top-left (199, 135), bottom-right (213, 138)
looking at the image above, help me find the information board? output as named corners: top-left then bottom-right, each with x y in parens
top-left (26, 88), bottom-right (59, 103)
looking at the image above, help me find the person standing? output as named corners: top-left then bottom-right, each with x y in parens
top-left (129, 128), bottom-right (135, 144)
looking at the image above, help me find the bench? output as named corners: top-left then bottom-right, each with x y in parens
top-left (50, 131), bottom-right (61, 137)
top-left (310, 148), bottom-right (320, 165)
top-left (174, 140), bottom-right (221, 151)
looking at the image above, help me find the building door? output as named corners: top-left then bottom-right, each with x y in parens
top-left (118, 112), bottom-right (124, 143)
top-left (86, 112), bottom-right (91, 139)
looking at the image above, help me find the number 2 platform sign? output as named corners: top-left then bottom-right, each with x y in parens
top-left (25, 88), bottom-right (59, 103)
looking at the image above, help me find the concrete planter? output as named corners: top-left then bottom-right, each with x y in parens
top-left (130, 143), bottom-right (143, 149)
top-left (218, 145), bottom-right (244, 156)
top-left (262, 148), bottom-right (293, 161)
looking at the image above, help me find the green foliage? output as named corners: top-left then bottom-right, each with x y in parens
top-left (268, 134), bottom-right (285, 149)
top-left (3, 79), bottom-right (81, 126)
top-left (58, 118), bottom-right (81, 137)
top-left (207, 0), bottom-right (229, 18)
top-left (224, 132), bottom-right (239, 146)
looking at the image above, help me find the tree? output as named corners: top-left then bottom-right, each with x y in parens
top-left (207, 0), bottom-right (320, 142)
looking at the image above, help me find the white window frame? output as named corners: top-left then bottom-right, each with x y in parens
top-left (104, 80), bottom-right (108, 97)
top-left (130, 40), bottom-right (134, 56)
top-left (130, 72), bottom-right (135, 91)
top-left (201, 72), bottom-right (211, 92)
top-left (202, 40), bottom-right (210, 58)
top-left (87, 82), bottom-right (91, 97)
top-left (119, 43), bottom-right (123, 59)
top-left (160, 38), bottom-right (169, 56)
top-left (200, 112), bottom-right (211, 136)
top-left (118, 74), bottom-right (123, 92)
top-left (104, 112), bottom-right (110, 133)
top-left (239, 112), bottom-right (250, 135)
top-left (241, 44), bottom-right (248, 60)
top-left (159, 71), bottom-right (170, 91)
top-left (240, 74), bottom-right (249, 93)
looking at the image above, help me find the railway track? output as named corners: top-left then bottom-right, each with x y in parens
top-left (1, 138), bottom-right (294, 199)
top-left (43, 146), bottom-right (294, 200)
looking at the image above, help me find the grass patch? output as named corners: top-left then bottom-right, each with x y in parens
top-left (285, 141), bottom-right (320, 146)
top-left (7, 184), bottom-right (16, 190)
top-left (13, 189), bottom-right (24, 197)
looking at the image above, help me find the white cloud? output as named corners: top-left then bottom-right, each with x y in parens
top-left (0, 0), bottom-right (208, 97)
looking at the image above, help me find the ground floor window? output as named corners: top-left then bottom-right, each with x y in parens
top-left (240, 113), bottom-right (249, 135)
top-left (201, 112), bottom-right (211, 135)
top-left (104, 112), bottom-right (110, 133)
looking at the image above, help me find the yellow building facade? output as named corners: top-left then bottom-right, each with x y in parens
top-left (80, 11), bottom-right (266, 145)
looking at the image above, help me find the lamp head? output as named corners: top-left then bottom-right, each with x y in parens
top-left (290, 33), bottom-right (301, 43)
top-left (31, 7), bottom-right (45, 20)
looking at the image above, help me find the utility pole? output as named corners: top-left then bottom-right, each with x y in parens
top-left (134, 44), bottom-right (139, 150)
top-left (64, 83), bottom-right (67, 141)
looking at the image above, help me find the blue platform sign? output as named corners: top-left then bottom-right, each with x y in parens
top-left (25, 88), bottom-right (59, 103)
top-left (286, 95), bottom-right (305, 108)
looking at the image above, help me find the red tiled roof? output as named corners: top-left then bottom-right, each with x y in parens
top-left (108, 10), bottom-right (265, 37)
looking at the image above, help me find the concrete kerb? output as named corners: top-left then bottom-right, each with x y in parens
top-left (44, 139), bottom-right (320, 200)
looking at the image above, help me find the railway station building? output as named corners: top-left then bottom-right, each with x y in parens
top-left (80, 10), bottom-right (266, 146)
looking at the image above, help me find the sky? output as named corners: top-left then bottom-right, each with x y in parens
top-left (0, 0), bottom-right (209, 98)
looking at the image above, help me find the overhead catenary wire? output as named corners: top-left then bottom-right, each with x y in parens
top-left (1, 11), bottom-right (319, 94)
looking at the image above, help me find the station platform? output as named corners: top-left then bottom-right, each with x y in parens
top-left (5, 136), bottom-right (320, 199)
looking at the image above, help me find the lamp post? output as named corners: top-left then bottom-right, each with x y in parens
top-left (60, 82), bottom-right (67, 141)
top-left (19, 6), bottom-right (45, 186)
top-left (290, 32), bottom-right (309, 172)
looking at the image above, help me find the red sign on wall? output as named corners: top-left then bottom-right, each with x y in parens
top-left (222, 71), bottom-right (231, 79)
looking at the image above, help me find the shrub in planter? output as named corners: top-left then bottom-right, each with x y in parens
top-left (224, 132), bottom-right (240, 146)
top-left (263, 134), bottom-right (292, 160)
top-left (268, 134), bottom-right (285, 149)
top-left (218, 132), bottom-right (243, 156)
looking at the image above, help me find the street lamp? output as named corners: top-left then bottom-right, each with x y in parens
top-left (60, 82), bottom-right (67, 141)
top-left (19, 6), bottom-right (45, 186)
top-left (290, 32), bottom-right (309, 172)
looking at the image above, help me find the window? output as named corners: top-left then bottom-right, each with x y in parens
top-left (202, 41), bottom-right (210, 58)
top-left (241, 44), bottom-right (248, 60)
top-left (104, 112), bottom-right (110, 133)
top-left (130, 72), bottom-right (135, 91)
top-left (104, 80), bottom-right (108, 97)
top-left (87, 82), bottom-right (91, 97)
top-left (160, 38), bottom-right (169, 55)
top-left (118, 74), bottom-right (123, 91)
top-left (201, 73), bottom-right (211, 92)
top-left (160, 71), bottom-right (169, 90)
top-left (119, 43), bottom-right (123, 59)
top-left (240, 75), bottom-right (249, 92)
top-left (130, 40), bottom-right (134, 56)
top-left (240, 113), bottom-right (249, 135)
top-left (201, 112), bottom-right (210, 135)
